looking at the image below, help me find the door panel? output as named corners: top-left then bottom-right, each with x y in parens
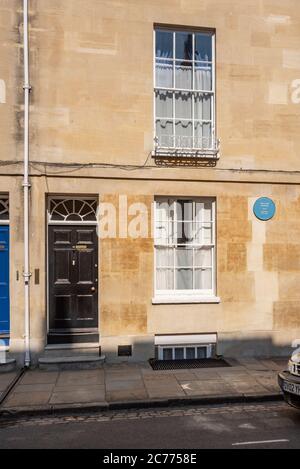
top-left (49, 225), bottom-right (98, 333)
top-left (0, 226), bottom-right (10, 335)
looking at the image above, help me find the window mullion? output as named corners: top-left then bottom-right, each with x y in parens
top-left (173, 32), bottom-right (176, 148)
top-left (212, 33), bottom-right (215, 148)
top-left (192, 33), bottom-right (195, 149)
top-left (174, 200), bottom-right (177, 292)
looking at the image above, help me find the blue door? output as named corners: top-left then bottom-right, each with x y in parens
top-left (0, 226), bottom-right (9, 340)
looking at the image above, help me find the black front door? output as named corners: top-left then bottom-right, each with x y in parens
top-left (48, 225), bottom-right (98, 339)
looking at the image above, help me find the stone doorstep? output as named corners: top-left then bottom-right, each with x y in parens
top-left (43, 343), bottom-right (101, 358)
top-left (38, 355), bottom-right (106, 371)
top-left (0, 359), bottom-right (16, 373)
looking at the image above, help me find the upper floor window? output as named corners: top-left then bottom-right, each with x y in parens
top-left (154, 28), bottom-right (218, 157)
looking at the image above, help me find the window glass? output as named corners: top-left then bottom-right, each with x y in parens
top-left (195, 268), bottom-right (212, 289)
top-left (156, 268), bottom-right (174, 290)
top-left (176, 268), bottom-right (193, 289)
top-left (174, 347), bottom-right (184, 359)
top-left (197, 347), bottom-right (207, 359)
top-left (176, 247), bottom-right (193, 267)
top-left (155, 90), bottom-right (173, 118)
top-left (186, 347), bottom-right (196, 359)
top-left (175, 32), bottom-right (193, 60)
top-left (194, 94), bottom-right (212, 120)
top-left (162, 348), bottom-right (173, 360)
top-left (175, 63), bottom-right (192, 89)
top-left (156, 30), bottom-right (173, 58)
top-left (194, 62), bottom-right (212, 91)
top-left (156, 59), bottom-right (173, 88)
top-left (175, 92), bottom-right (192, 119)
top-left (195, 33), bottom-right (212, 61)
top-left (155, 119), bottom-right (173, 148)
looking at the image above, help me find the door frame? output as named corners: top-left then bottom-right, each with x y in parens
top-left (46, 196), bottom-right (99, 339)
top-left (0, 195), bottom-right (10, 347)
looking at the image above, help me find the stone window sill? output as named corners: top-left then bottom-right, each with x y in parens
top-left (152, 296), bottom-right (221, 305)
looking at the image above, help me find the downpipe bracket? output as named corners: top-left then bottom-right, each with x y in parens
top-left (22, 272), bottom-right (32, 287)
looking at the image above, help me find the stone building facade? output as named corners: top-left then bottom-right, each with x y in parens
top-left (1, 0), bottom-right (300, 365)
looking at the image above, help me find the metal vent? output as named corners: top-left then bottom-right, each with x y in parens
top-left (149, 358), bottom-right (230, 370)
top-left (118, 345), bottom-right (132, 357)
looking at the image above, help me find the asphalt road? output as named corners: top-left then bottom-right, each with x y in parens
top-left (0, 401), bottom-right (300, 449)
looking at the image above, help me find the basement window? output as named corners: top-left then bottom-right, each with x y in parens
top-left (159, 344), bottom-right (212, 360)
top-left (155, 333), bottom-right (217, 360)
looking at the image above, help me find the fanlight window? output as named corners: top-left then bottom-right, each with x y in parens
top-left (0, 197), bottom-right (9, 221)
top-left (49, 198), bottom-right (97, 222)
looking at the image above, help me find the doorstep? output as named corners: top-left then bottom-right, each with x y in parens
top-left (0, 358), bottom-right (16, 373)
top-left (38, 355), bottom-right (106, 371)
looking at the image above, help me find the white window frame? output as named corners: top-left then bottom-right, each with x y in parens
top-left (158, 344), bottom-right (213, 360)
top-left (47, 196), bottom-right (98, 225)
top-left (153, 27), bottom-right (217, 155)
top-left (0, 196), bottom-right (9, 225)
top-left (153, 197), bottom-right (218, 302)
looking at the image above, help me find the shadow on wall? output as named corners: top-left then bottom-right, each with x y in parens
top-left (103, 335), bottom-right (295, 363)
top-left (2, 334), bottom-right (297, 368)
top-left (218, 336), bottom-right (295, 359)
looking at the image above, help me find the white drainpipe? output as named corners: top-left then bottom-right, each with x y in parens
top-left (23, 0), bottom-right (31, 367)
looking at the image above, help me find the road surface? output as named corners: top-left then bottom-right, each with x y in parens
top-left (0, 401), bottom-right (300, 449)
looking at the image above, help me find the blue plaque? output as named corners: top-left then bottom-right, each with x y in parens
top-left (253, 197), bottom-right (275, 221)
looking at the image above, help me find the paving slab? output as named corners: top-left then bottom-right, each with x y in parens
top-left (0, 358), bottom-right (284, 414)
top-left (105, 371), bottom-right (142, 382)
top-left (56, 369), bottom-right (104, 386)
top-left (14, 383), bottom-right (55, 393)
top-left (237, 358), bottom-right (270, 371)
top-left (0, 372), bottom-right (18, 393)
top-left (144, 376), bottom-right (186, 399)
top-left (50, 385), bottom-right (105, 405)
top-left (106, 389), bottom-right (148, 402)
top-left (19, 371), bottom-right (58, 385)
top-left (3, 391), bottom-right (51, 408)
top-left (106, 379), bottom-right (145, 392)
top-left (230, 381), bottom-right (269, 394)
top-left (260, 359), bottom-right (288, 371)
top-left (181, 380), bottom-right (238, 397)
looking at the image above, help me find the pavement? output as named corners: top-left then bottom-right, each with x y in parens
top-left (0, 357), bottom-right (287, 416)
top-left (0, 401), bottom-right (299, 449)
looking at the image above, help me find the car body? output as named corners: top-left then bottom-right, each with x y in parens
top-left (278, 352), bottom-right (300, 409)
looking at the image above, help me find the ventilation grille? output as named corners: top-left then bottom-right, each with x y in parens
top-left (149, 357), bottom-right (231, 370)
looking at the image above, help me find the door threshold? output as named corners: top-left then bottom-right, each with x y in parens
top-left (45, 342), bottom-right (100, 351)
top-left (47, 332), bottom-right (99, 345)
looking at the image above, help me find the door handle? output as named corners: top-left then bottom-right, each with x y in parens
top-left (91, 286), bottom-right (96, 292)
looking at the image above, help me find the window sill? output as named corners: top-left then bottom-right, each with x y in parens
top-left (152, 149), bottom-right (220, 160)
top-left (152, 296), bottom-right (220, 305)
